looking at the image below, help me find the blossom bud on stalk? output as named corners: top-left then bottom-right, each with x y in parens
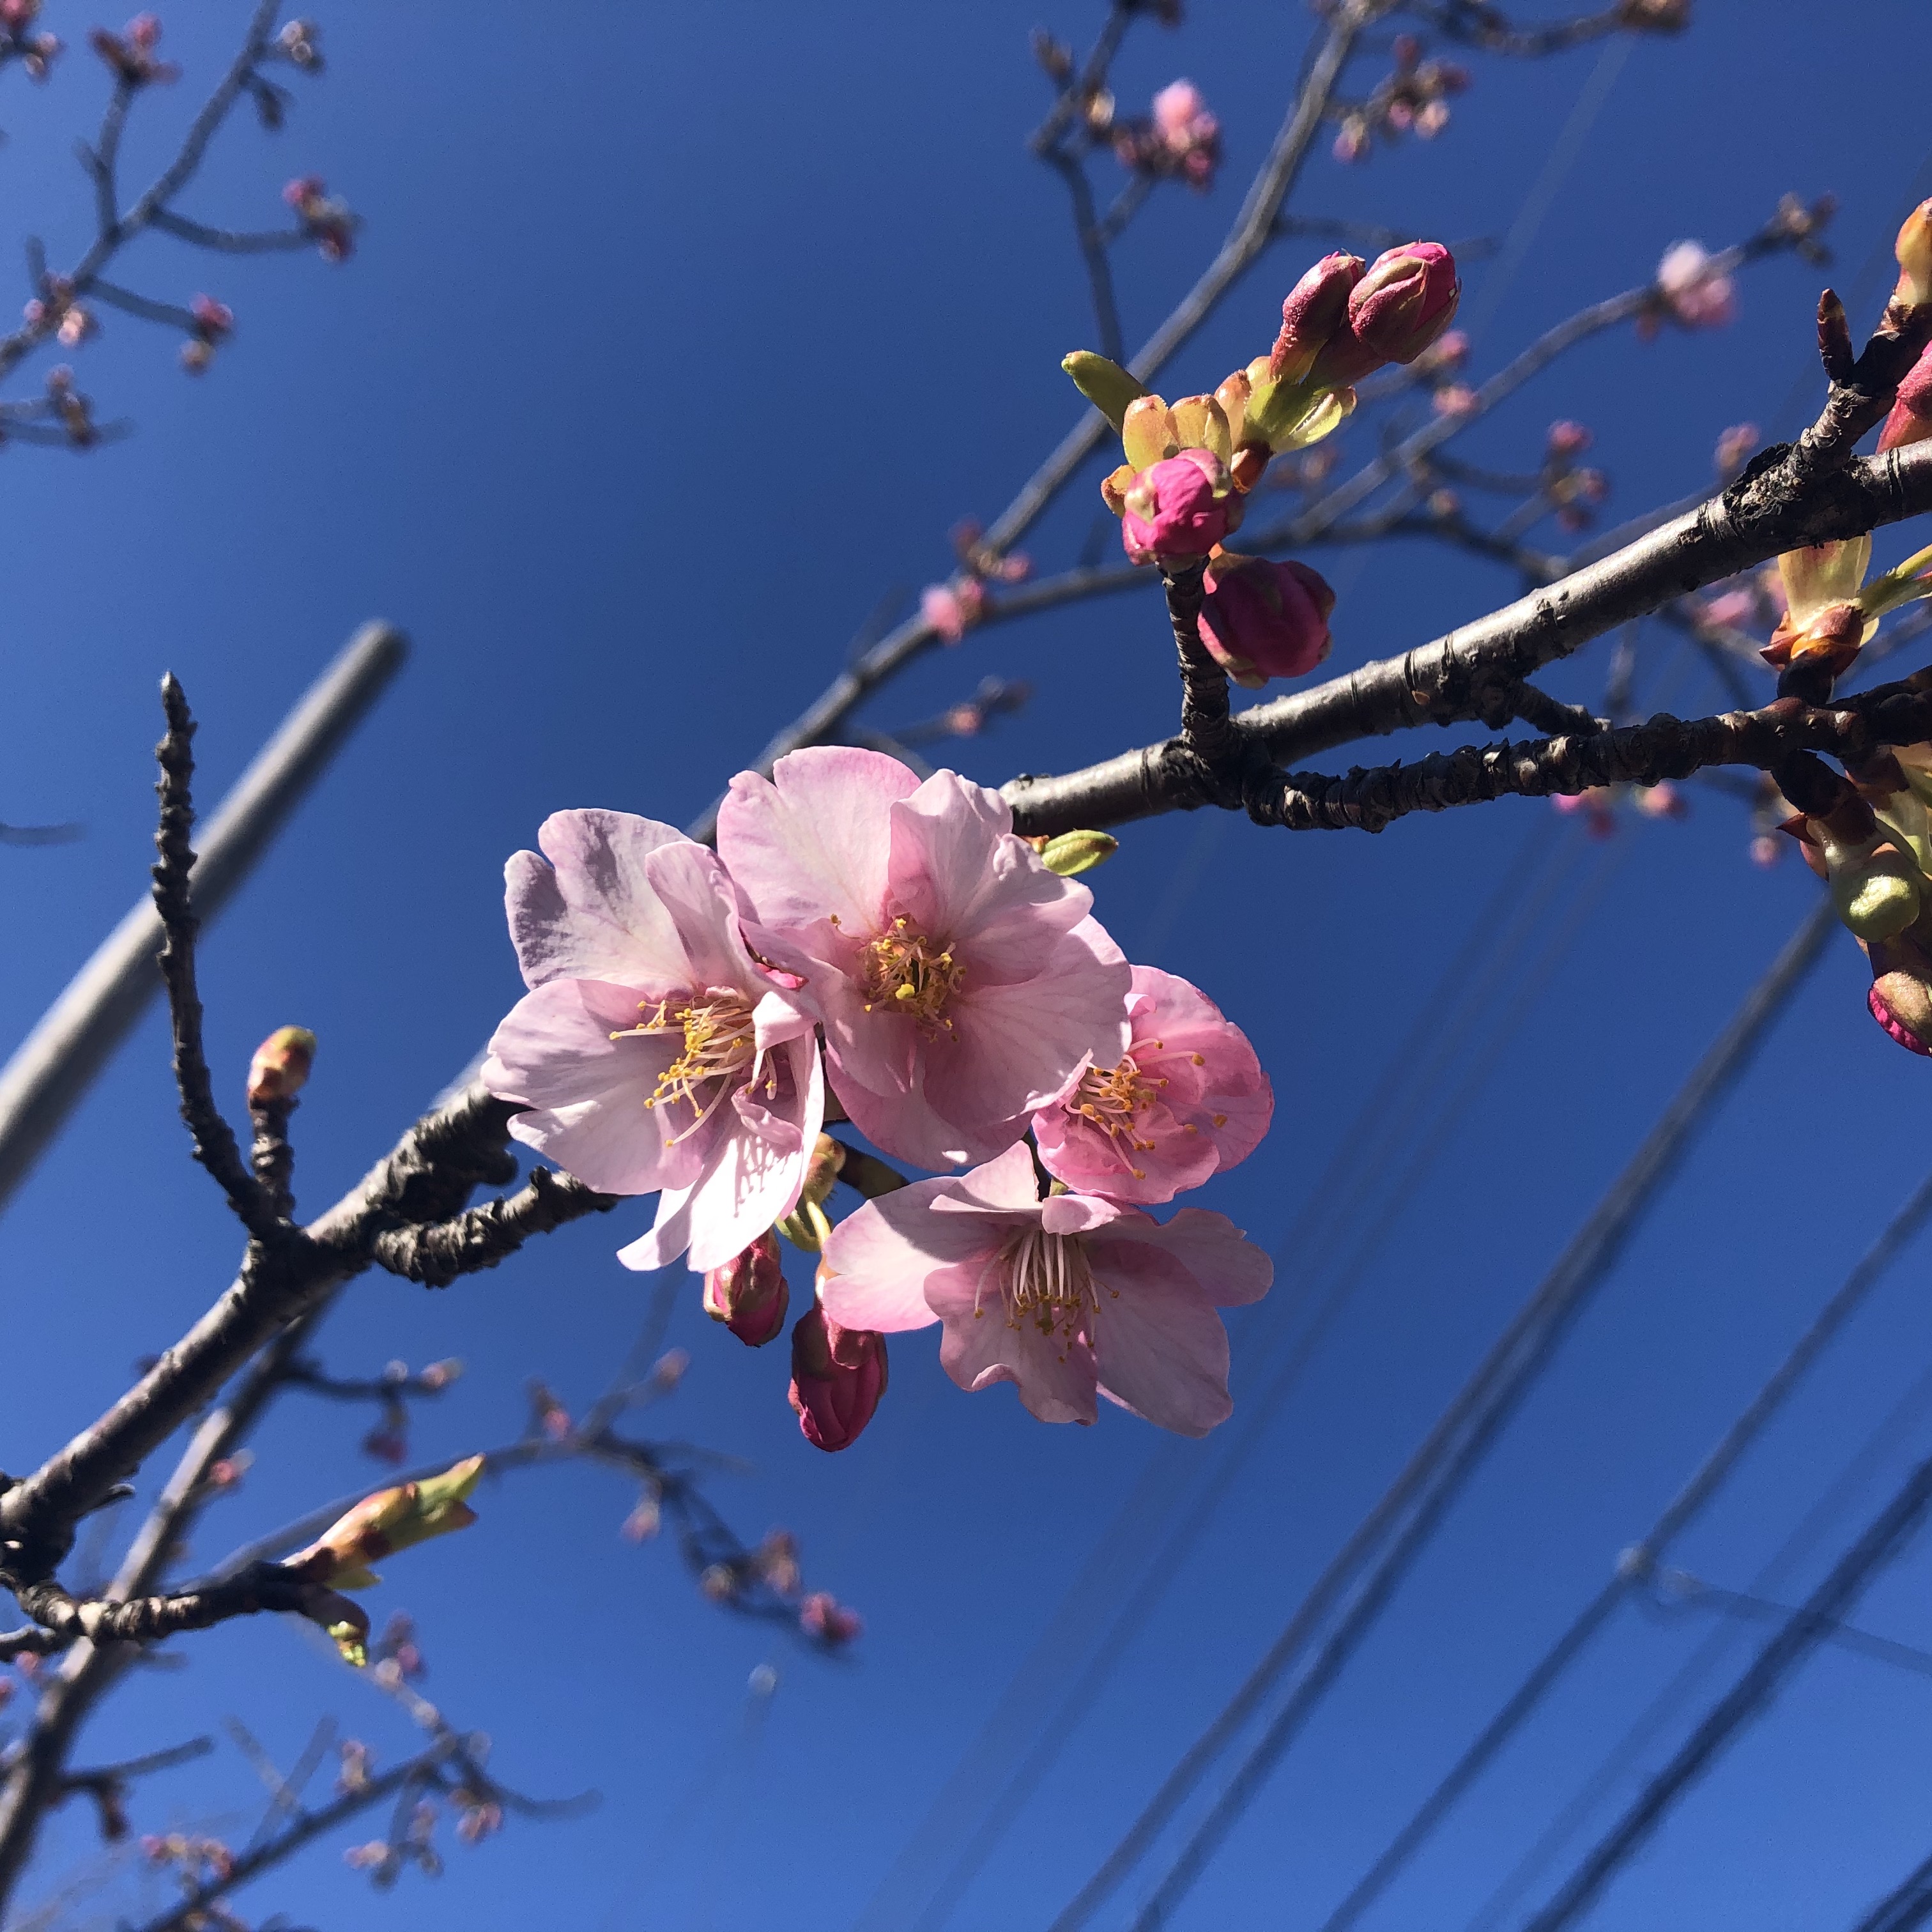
top-left (247, 1025), bottom-right (315, 1107)
top-left (1120, 448), bottom-right (1241, 564)
top-left (702, 1228), bottom-right (790, 1347)
top-left (1307, 241), bottom-right (1460, 390)
top-left (1198, 553), bottom-right (1335, 687)
top-left (787, 1300), bottom-right (887, 1452)
top-left (799, 1591), bottom-right (864, 1644)
top-left (1895, 199), bottom-right (1932, 312)
top-left (1268, 251), bottom-right (1364, 387)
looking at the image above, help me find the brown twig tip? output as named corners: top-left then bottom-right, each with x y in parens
top-left (1817, 289), bottom-right (1855, 383)
top-left (149, 677), bottom-right (286, 1246)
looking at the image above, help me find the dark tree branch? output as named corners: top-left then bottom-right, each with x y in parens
top-left (1405, 0), bottom-right (1682, 55)
top-left (369, 1164), bottom-right (619, 1287)
top-left (146, 206), bottom-right (314, 254)
top-left (1, 1561), bottom-right (329, 1656)
top-left (1003, 441), bottom-right (1932, 836)
top-left (151, 678), bottom-right (284, 1245)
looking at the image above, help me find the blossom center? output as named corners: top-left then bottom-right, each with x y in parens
top-left (1073, 1052), bottom-right (1165, 1151)
top-left (613, 990), bottom-right (761, 1142)
top-left (993, 1225), bottom-right (1098, 1338)
top-left (861, 916), bottom-right (963, 1036)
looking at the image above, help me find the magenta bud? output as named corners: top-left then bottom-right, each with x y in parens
top-left (1312, 241), bottom-right (1460, 387)
top-left (1120, 448), bottom-right (1241, 565)
top-left (1268, 251), bottom-right (1363, 385)
top-left (703, 1229), bottom-right (790, 1347)
top-left (1198, 553), bottom-right (1335, 687)
top-left (1868, 931), bottom-right (1932, 1056)
top-left (1879, 344), bottom-right (1932, 456)
top-left (788, 1305), bottom-right (887, 1452)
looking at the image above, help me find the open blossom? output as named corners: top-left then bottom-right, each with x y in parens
top-left (820, 1141), bottom-right (1270, 1436)
top-left (1653, 241), bottom-right (1736, 331)
top-left (1033, 967), bottom-right (1271, 1205)
top-left (718, 747), bottom-right (1130, 1170)
top-left (482, 809), bottom-right (824, 1273)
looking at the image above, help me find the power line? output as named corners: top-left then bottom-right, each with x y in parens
top-left (1518, 1450), bottom-right (1932, 1932)
top-left (857, 818), bottom-right (1577, 1932)
top-left (1050, 898), bottom-right (1836, 1932)
top-left (1849, 1846), bottom-right (1932, 1932)
top-left (1315, 1161), bottom-right (1932, 1932)
top-left (1464, 1353), bottom-right (1932, 1932)
top-left (901, 839), bottom-right (1615, 1932)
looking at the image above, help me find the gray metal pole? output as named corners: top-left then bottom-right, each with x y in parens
top-left (0, 621), bottom-right (408, 1209)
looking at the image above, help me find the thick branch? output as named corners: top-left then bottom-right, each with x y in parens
top-left (3, 1561), bottom-right (323, 1654)
top-left (1245, 681), bottom-right (1932, 834)
top-left (1004, 442), bottom-right (1932, 835)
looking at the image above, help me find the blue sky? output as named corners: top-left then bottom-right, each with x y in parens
top-left (3, 3), bottom-right (1932, 1929)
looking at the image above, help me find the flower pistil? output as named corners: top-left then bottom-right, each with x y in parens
top-left (861, 916), bottom-right (964, 1035)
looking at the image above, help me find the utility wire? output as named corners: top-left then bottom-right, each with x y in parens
top-left (1517, 1449), bottom-right (1932, 1932)
top-left (857, 817), bottom-right (1574, 1932)
top-left (1050, 898), bottom-right (1836, 1932)
top-left (1315, 1160), bottom-right (1932, 1932)
top-left (905, 838), bottom-right (1618, 1932)
top-left (1850, 1845), bottom-right (1932, 1932)
top-left (1464, 1351), bottom-right (1932, 1932)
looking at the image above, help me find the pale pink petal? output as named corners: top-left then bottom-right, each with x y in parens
top-left (716, 746), bottom-right (918, 939)
top-left (680, 1109), bottom-right (814, 1274)
top-left (819, 1175), bottom-right (976, 1331)
top-left (483, 980), bottom-right (700, 1195)
top-left (1040, 1191), bottom-right (1131, 1236)
top-left (940, 1139), bottom-right (1047, 1213)
top-left (1095, 1208), bottom-right (1273, 1307)
top-left (926, 1266), bottom-right (1099, 1425)
top-left (506, 810), bottom-right (690, 989)
top-left (830, 1064), bottom-right (967, 1170)
top-left (924, 933), bottom-right (1131, 1129)
top-left (1088, 1243), bottom-right (1235, 1437)
top-left (617, 1184), bottom-right (696, 1273)
top-left (641, 840), bottom-right (754, 992)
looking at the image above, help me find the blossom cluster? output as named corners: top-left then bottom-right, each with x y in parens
top-left (1061, 241), bottom-right (1457, 682)
top-left (1331, 34), bottom-right (1469, 165)
top-left (483, 747), bottom-right (1275, 1448)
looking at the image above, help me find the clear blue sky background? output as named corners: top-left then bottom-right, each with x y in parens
top-left (1, 3), bottom-right (1930, 1929)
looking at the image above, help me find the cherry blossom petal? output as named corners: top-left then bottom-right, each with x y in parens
top-left (927, 1266), bottom-right (1100, 1425)
top-left (506, 810), bottom-right (689, 989)
top-left (1088, 1242), bottom-right (1236, 1436)
top-left (1094, 1208), bottom-right (1273, 1306)
top-left (641, 839), bottom-right (756, 991)
top-left (717, 746), bottom-right (917, 940)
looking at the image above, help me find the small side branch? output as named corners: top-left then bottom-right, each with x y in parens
top-left (151, 678), bottom-right (283, 1245)
top-left (3, 1560), bottom-right (326, 1656)
top-left (1165, 560), bottom-right (1240, 772)
top-left (369, 1165), bottom-right (619, 1287)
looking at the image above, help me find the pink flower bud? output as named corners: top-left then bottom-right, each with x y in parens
top-left (1545, 419), bottom-right (1592, 459)
top-left (1197, 553), bottom-right (1335, 687)
top-left (1880, 345), bottom-right (1932, 455)
top-left (1120, 448), bottom-right (1241, 564)
top-left (1655, 241), bottom-right (1736, 330)
top-left (702, 1229), bottom-right (790, 1347)
top-left (799, 1590), bottom-right (864, 1645)
top-left (1151, 79), bottom-right (1205, 140)
top-left (190, 293), bottom-right (233, 341)
top-left (247, 1025), bottom-right (315, 1106)
top-left (1320, 242), bottom-right (1461, 383)
top-left (1268, 252), bottom-right (1363, 385)
top-left (788, 1305), bottom-right (887, 1452)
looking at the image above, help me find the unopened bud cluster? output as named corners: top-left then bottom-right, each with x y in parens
top-left (1331, 34), bottom-right (1468, 165)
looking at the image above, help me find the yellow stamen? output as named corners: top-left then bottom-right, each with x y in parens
top-left (861, 916), bottom-right (964, 1037)
top-left (988, 1225), bottom-right (1099, 1342)
top-left (610, 990), bottom-right (760, 1144)
top-left (1071, 1054), bottom-right (1160, 1153)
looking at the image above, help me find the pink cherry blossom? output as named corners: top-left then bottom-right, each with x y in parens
top-left (820, 1141), bottom-right (1270, 1436)
top-left (482, 809), bottom-right (824, 1274)
top-left (1033, 967), bottom-right (1272, 1204)
top-left (717, 747), bottom-right (1130, 1170)
top-left (1654, 241), bottom-right (1736, 330)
